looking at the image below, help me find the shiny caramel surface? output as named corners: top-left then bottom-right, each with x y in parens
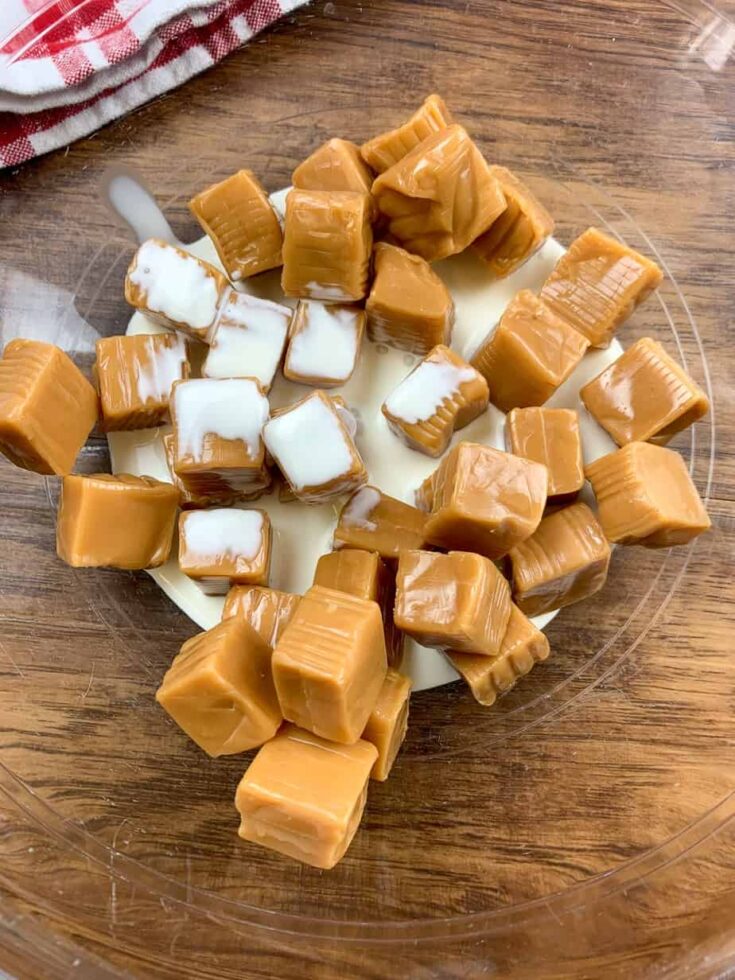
top-left (221, 585), bottom-right (300, 648)
top-left (333, 484), bottom-right (429, 560)
top-left (362, 668), bottom-right (411, 781)
top-left (293, 138), bottom-right (374, 196)
top-left (178, 509), bottom-right (272, 590)
top-left (506, 407), bottom-right (584, 500)
top-left (360, 93), bottom-right (453, 174)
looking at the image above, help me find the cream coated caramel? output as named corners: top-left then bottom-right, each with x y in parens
top-left (178, 508), bottom-right (271, 594)
top-left (506, 407), bottom-right (584, 501)
top-left (162, 433), bottom-right (240, 509)
top-left (333, 485), bottom-right (429, 560)
top-left (360, 94), bottom-right (454, 174)
top-left (293, 138), bottom-right (374, 196)
top-left (222, 585), bottom-right (300, 647)
top-left (283, 301), bottom-right (366, 388)
top-left (362, 668), bottom-right (411, 781)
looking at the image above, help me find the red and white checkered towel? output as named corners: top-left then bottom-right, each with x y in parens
top-left (0, 0), bottom-right (308, 169)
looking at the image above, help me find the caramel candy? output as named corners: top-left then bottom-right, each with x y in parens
top-left (272, 585), bottom-right (387, 744)
top-left (506, 407), bottom-right (583, 501)
top-left (360, 93), bottom-right (454, 174)
top-left (395, 550), bottom-right (512, 656)
top-left (362, 668), bottom-right (411, 781)
top-left (0, 339), bottom-right (98, 476)
top-left (382, 345), bottom-right (489, 457)
top-left (281, 189), bottom-right (373, 302)
top-left (235, 724), bottom-right (377, 869)
top-left (189, 170), bottom-right (283, 281)
top-left (473, 166), bottom-right (554, 278)
top-left (585, 442), bottom-right (710, 547)
top-left (508, 502), bottom-right (611, 616)
top-left (222, 585), bottom-right (300, 648)
top-left (124, 239), bottom-right (227, 341)
top-left (448, 604), bottom-right (550, 707)
top-left (365, 242), bottom-right (454, 354)
top-left (162, 432), bottom-right (237, 509)
top-left (263, 390), bottom-right (366, 503)
top-left (372, 125), bottom-right (506, 262)
top-left (96, 333), bottom-right (188, 431)
top-left (540, 227), bottom-right (663, 348)
top-left (580, 337), bottom-right (709, 446)
top-left (283, 301), bottom-right (366, 387)
top-left (333, 485), bottom-right (428, 561)
top-left (56, 473), bottom-right (178, 570)
top-left (470, 290), bottom-right (589, 413)
top-left (417, 442), bottom-right (548, 560)
top-left (178, 509), bottom-right (271, 594)
top-left (171, 378), bottom-right (271, 498)
top-left (203, 291), bottom-right (291, 392)
top-left (156, 618), bottom-right (280, 756)
top-left (293, 138), bottom-right (374, 196)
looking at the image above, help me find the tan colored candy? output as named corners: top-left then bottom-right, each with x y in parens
top-left (0, 339), bottom-right (98, 476)
top-left (56, 473), bottom-right (179, 570)
top-left (178, 509), bottom-right (271, 594)
top-left (508, 502), bottom-right (611, 616)
top-left (362, 668), bottom-right (411, 781)
top-left (333, 485), bottom-right (429, 561)
top-left (360, 93), bottom-right (454, 174)
top-left (293, 138), bottom-right (374, 195)
top-left (580, 337), bottom-right (709, 446)
top-left (272, 585), bottom-right (387, 745)
top-left (162, 433), bottom-right (240, 509)
top-left (585, 442), bottom-right (710, 548)
top-left (156, 618), bottom-right (280, 756)
top-left (417, 442), bottom-right (548, 560)
top-left (222, 585), bottom-right (300, 648)
top-left (283, 301), bottom-right (366, 387)
top-left (470, 290), bottom-right (589, 413)
top-left (540, 227), bottom-right (663, 347)
top-left (382, 344), bottom-right (489, 457)
top-left (506, 407), bottom-right (584, 501)
top-left (235, 724), bottom-right (377, 869)
top-left (189, 169), bottom-right (283, 281)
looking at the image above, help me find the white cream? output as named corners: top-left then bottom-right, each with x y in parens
top-left (174, 378), bottom-right (269, 461)
top-left (340, 486), bottom-right (381, 530)
top-left (286, 301), bottom-right (361, 383)
top-left (135, 335), bottom-right (188, 403)
top-left (204, 292), bottom-right (291, 388)
top-left (304, 282), bottom-right (352, 302)
top-left (268, 187), bottom-right (292, 229)
top-left (183, 509), bottom-right (265, 561)
top-left (129, 239), bottom-right (220, 330)
top-left (384, 358), bottom-right (477, 424)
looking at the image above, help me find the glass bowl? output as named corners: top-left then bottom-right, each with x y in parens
top-left (0, 1), bottom-right (733, 976)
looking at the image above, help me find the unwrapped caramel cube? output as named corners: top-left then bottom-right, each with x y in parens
top-left (281, 189), bottom-right (373, 302)
top-left (540, 227), bottom-right (663, 347)
top-left (382, 345), bottom-right (489, 457)
top-left (235, 724), bottom-right (377, 869)
top-left (283, 301), bottom-right (366, 387)
top-left (162, 433), bottom-right (238, 509)
top-left (124, 239), bottom-right (227, 341)
top-left (96, 333), bottom-right (188, 431)
top-left (473, 166), bottom-right (554, 278)
top-left (395, 550), bottom-right (512, 656)
top-left (156, 617), bottom-right (280, 756)
top-left (372, 125), bottom-right (506, 261)
top-left (506, 407), bottom-right (584, 501)
top-left (203, 290), bottom-right (291, 391)
top-left (293, 138), bottom-right (374, 196)
top-left (178, 508), bottom-right (271, 594)
top-left (263, 390), bottom-right (366, 503)
top-left (272, 585), bottom-right (387, 744)
top-left (171, 378), bottom-right (271, 498)
top-left (508, 502), bottom-right (611, 616)
top-left (580, 337), bottom-right (709, 446)
top-left (0, 339), bottom-right (98, 476)
top-left (56, 473), bottom-right (178, 570)
top-left (448, 604), bottom-right (550, 707)
top-left (189, 170), bottom-right (283, 281)
top-left (470, 290), bottom-right (589, 413)
top-left (362, 668), bottom-right (411, 781)
top-left (333, 485), bottom-right (428, 560)
top-left (585, 442), bottom-right (710, 548)
top-left (417, 442), bottom-right (548, 560)
top-left (360, 93), bottom-right (454, 174)
top-left (365, 242), bottom-right (454, 354)
top-left (222, 585), bottom-right (300, 648)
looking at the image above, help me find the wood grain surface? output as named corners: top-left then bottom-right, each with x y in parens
top-left (0, 1), bottom-right (734, 977)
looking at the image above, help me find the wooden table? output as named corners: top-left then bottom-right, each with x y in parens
top-left (0, 1), bottom-right (734, 976)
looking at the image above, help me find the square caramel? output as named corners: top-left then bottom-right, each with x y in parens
top-left (162, 432), bottom-right (239, 509)
top-left (382, 344), bottom-right (489, 457)
top-left (360, 93), bottom-right (454, 174)
top-left (281, 189), bottom-right (373, 302)
top-left (580, 337), bottom-right (709, 446)
top-left (272, 585), bottom-right (388, 744)
top-left (362, 668), bottom-right (411, 781)
top-left (394, 549), bottom-right (512, 656)
top-left (189, 169), bottom-right (283, 281)
top-left (540, 227), bottom-right (663, 348)
top-left (222, 585), bottom-right (300, 649)
top-left (56, 474), bottom-right (179, 570)
top-left (283, 301), bottom-right (366, 387)
top-left (96, 333), bottom-right (189, 431)
top-left (333, 485), bottom-right (428, 561)
top-left (178, 508), bottom-right (271, 595)
top-left (417, 442), bottom-right (548, 560)
top-left (235, 724), bottom-right (377, 869)
top-left (0, 339), bottom-right (98, 476)
top-left (470, 290), bottom-right (589, 413)
top-left (508, 502), bottom-right (611, 616)
top-left (293, 138), bottom-right (374, 196)
top-left (156, 617), bottom-right (281, 756)
top-left (506, 407), bottom-right (584, 501)
top-left (585, 442), bottom-right (710, 548)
